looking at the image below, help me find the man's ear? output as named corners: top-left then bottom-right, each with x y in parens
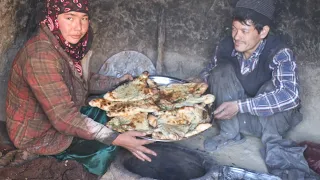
top-left (260, 25), bottom-right (270, 39)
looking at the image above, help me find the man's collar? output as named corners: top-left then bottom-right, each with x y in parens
top-left (231, 39), bottom-right (267, 59)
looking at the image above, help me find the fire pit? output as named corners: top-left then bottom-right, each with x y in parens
top-left (102, 143), bottom-right (219, 180)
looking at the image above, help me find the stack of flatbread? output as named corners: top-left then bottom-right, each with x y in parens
top-left (89, 71), bottom-right (215, 141)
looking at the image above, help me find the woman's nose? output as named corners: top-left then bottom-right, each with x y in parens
top-left (73, 19), bottom-right (82, 31)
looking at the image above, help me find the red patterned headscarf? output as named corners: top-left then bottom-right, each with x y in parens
top-left (41, 0), bottom-right (92, 75)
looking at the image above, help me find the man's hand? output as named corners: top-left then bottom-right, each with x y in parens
top-left (119, 74), bottom-right (133, 83)
top-left (112, 131), bottom-right (157, 162)
top-left (214, 101), bottom-right (239, 120)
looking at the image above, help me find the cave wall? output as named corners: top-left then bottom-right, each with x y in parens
top-left (0, 0), bottom-right (319, 143)
top-left (90, 0), bottom-right (235, 78)
top-left (0, 0), bottom-right (24, 125)
top-left (0, 0), bottom-right (41, 123)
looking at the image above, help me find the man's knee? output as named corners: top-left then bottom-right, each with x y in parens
top-left (207, 63), bottom-right (246, 105)
top-left (207, 63), bottom-right (240, 89)
top-left (259, 108), bottom-right (302, 138)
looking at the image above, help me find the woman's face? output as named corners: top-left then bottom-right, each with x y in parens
top-left (57, 11), bottom-right (89, 44)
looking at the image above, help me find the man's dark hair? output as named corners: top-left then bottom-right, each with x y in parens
top-left (233, 8), bottom-right (269, 33)
top-left (233, 0), bottom-right (275, 33)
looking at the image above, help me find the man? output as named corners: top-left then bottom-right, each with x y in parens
top-left (200, 0), bottom-right (313, 179)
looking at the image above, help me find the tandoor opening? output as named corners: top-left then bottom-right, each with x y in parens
top-left (123, 144), bottom-right (207, 180)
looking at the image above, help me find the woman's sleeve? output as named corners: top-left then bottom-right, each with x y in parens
top-left (88, 73), bottom-right (120, 94)
top-left (24, 51), bottom-right (118, 145)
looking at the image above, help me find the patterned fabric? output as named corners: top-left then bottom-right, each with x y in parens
top-left (200, 39), bottom-right (299, 116)
top-left (231, 40), bottom-right (266, 75)
top-left (237, 48), bottom-right (300, 116)
top-left (6, 25), bottom-right (120, 155)
top-left (54, 105), bottom-right (119, 175)
top-left (41, 0), bottom-right (91, 75)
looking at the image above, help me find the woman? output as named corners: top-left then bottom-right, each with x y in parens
top-left (5, 0), bottom-right (156, 175)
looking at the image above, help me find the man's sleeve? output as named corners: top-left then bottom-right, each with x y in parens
top-left (238, 48), bottom-right (300, 116)
top-left (25, 52), bottom-right (118, 145)
top-left (199, 46), bottom-right (219, 82)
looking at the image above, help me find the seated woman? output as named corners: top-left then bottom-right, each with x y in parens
top-left (4, 0), bottom-right (156, 175)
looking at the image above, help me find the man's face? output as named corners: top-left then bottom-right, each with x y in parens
top-left (57, 11), bottom-right (89, 44)
top-left (232, 20), bottom-right (265, 59)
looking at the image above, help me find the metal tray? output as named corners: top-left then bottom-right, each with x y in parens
top-left (219, 166), bottom-right (281, 180)
top-left (138, 135), bottom-right (180, 142)
top-left (149, 75), bottom-right (188, 86)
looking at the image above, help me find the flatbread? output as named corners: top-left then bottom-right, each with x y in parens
top-left (157, 94), bottom-right (215, 110)
top-left (158, 82), bottom-right (208, 103)
top-left (185, 123), bottom-right (212, 138)
top-left (89, 98), bottom-right (159, 117)
top-left (156, 106), bottom-right (201, 125)
top-left (152, 124), bottom-right (190, 141)
top-left (103, 71), bottom-right (158, 102)
top-left (147, 114), bottom-right (158, 128)
top-left (89, 72), bottom-right (215, 140)
top-left (106, 113), bottom-right (151, 133)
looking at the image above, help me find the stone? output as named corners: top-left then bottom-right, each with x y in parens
top-left (98, 51), bottom-right (156, 77)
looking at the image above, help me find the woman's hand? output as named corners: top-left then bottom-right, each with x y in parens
top-left (119, 74), bottom-right (133, 83)
top-left (112, 131), bottom-right (157, 162)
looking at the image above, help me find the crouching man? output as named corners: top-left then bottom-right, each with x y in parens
top-left (199, 0), bottom-right (312, 179)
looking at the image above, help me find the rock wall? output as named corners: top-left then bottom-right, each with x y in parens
top-left (0, 0), bottom-right (42, 122)
top-left (90, 0), bottom-right (235, 78)
top-left (0, 0), bottom-right (319, 143)
top-left (0, 0), bottom-right (20, 123)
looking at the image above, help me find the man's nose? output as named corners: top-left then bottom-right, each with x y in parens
top-left (233, 31), bottom-right (240, 40)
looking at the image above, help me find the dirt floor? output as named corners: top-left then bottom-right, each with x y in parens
top-left (1, 123), bottom-right (319, 179)
top-left (174, 125), bottom-right (320, 179)
top-left (0, 155), bottom-right (98, 180)
top-left (176, 126), bottom-right (268, 173)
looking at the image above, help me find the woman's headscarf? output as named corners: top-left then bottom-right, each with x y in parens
top-left (41, 0), bottom-right (92, 75)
